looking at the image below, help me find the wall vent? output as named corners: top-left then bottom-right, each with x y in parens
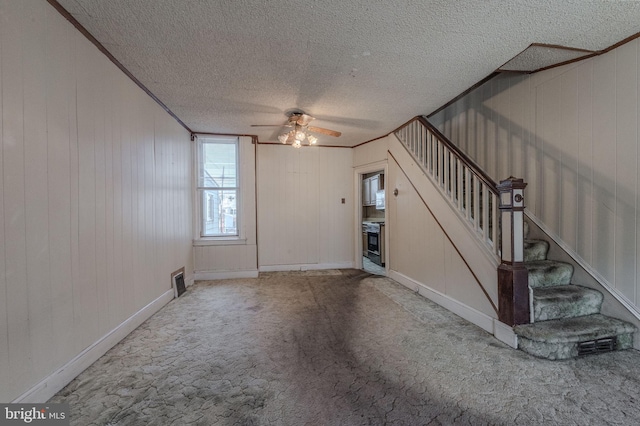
top-left (172, 268), bottom-right (186, 298)
top-left (577, 336), bottom-right (616, 356)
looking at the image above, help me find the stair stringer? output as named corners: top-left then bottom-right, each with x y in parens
top-left (525, 213), bottom-right (640, 350)
top-left (387, 135), bottom-right (504, 331)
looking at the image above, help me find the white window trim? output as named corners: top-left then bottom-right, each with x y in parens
top-left (194, 135), bottom-right (245, 243)
top-left (192, 237), bottom-right (247, 246)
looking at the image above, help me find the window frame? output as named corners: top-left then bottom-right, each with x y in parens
top-left (195, 135), bottom-right (241, 240)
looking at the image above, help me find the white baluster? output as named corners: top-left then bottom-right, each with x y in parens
top-left (492, 192), bottom-right (499, 255)
top-left (473, 176), bottom-right (480, 230)
top-left (482, 183), bottom-right (489, 243)
top-left (420, 126), bottom-right (425, 165)
top-left (456, 158), bottom-right (463, 210)
top-left (449, 152), bottom-right (455, 201)
top-left (429, 133), bottom-right (434, 175)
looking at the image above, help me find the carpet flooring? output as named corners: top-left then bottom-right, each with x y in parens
top-left (49, 269), bottom-right (640, 425)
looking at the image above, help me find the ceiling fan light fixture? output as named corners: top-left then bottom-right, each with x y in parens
top-left (279, 127), bottom-right (315, 148)
top-left (261, 111), bottom-right (340, 147)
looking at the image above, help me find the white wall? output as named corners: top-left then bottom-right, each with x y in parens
top-left (257, 145), bottom-right (354, 270)
top-left (0, 0), bottom-right (193, 402)
top-left (353, 138), bottom-right (389, 168)
top-left (431, 38), bottom-right (640, 315)
top-left (193, 137), bottom-right (258, 278)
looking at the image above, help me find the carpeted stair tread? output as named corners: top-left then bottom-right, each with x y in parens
top-left (524, 239), bottom-right (549, 262)
top-left (514, 314), bottom-right (636, 344)
top-left (525, 260), bottom-right (573, 288)
top-left (533, 285), bottom-right (603, 321)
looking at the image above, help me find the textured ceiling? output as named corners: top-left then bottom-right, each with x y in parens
top-left (55, 0), bottom-right (640, 147)
top-left (499, 45), bottom-right (594, 72)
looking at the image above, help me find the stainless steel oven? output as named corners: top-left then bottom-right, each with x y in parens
top-left (363, 222), bottom-right (385, 266)
top-left (367, 231), bottom-right (378, 253)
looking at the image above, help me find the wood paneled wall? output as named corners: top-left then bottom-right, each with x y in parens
top-left (431, 39), bottom-right (640, 314)
top-left (353, 137), bottom-right (389, 168)
top-left (0, 0), bottom-right (193, 401)
top-left (257, 145), bottom-right (354, 269)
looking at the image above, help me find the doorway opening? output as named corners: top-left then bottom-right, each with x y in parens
top-left (361, 170), bottom-right (386, 276)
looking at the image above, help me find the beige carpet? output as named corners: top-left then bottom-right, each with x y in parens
top-left (50, 269), bottom-right (640, 425)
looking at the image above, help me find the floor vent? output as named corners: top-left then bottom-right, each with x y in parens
top-left (577, 336), bottom-right (616, 356)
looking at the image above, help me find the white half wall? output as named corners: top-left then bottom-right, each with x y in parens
top-left (386, 136), bottom-right (498, 318)
top-left (431, 38), bottom-right (640, 316)
top-left (257, 145), bottom-right (354, 269)
top-left (0, 0), bottom-right (193, 402)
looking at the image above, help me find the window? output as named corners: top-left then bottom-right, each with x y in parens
top-left (197, 136), bottom-right (239, 237)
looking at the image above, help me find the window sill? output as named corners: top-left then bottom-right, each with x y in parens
top-left (193, 237), bottom-right (247, 247)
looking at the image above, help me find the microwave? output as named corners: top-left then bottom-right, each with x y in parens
top-left (375, 190), bottom-right (385, 210)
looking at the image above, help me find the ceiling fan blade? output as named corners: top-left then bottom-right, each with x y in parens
top-left (250, 124), bottom-right (292, 128)
top-left (296, 113), bottom-right (315, 126)
top-left (307, 126), bottom-right (341, 137)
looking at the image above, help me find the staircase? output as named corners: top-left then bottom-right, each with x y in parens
top-left (393, 117), bottom-right (637, 360)
top-left (513, 222), bottom-right (637, 360)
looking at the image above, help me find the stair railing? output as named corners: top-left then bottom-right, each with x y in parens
top-left (394, 116), bottom-right (530, 326)
top-left (394, 116), bottom-right (500, 260)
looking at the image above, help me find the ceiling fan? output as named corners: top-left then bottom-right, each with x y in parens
top-left (251, 111), bottom-right (341, 147)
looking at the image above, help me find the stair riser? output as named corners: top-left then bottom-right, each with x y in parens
top-left (524, 240), bottom-right (549, 262)
top-left (534, 301), bottom-right (601, 322)
top-left (518, 333), bottom-right (633, 360)
top-left (532, 286), bottom-right (603, 322)
top-left (527, 262), bottom-right (574, 288)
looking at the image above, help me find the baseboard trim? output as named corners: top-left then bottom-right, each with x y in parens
top-left (258, 262), bottom-right (355, 272)
top-left (185, 273), bottom-right (195, 287)
top-left (13, 289), bottom-right (175, 403)
top-left (389, 270), bottom-right (495, 334)
top-left (193, 270), bottom-right (259, 280)
top-left (493, 319), bottom-right (518, 349)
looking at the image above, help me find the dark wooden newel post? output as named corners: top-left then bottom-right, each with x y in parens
top-left (497, 177), bottom-right (530, 326)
